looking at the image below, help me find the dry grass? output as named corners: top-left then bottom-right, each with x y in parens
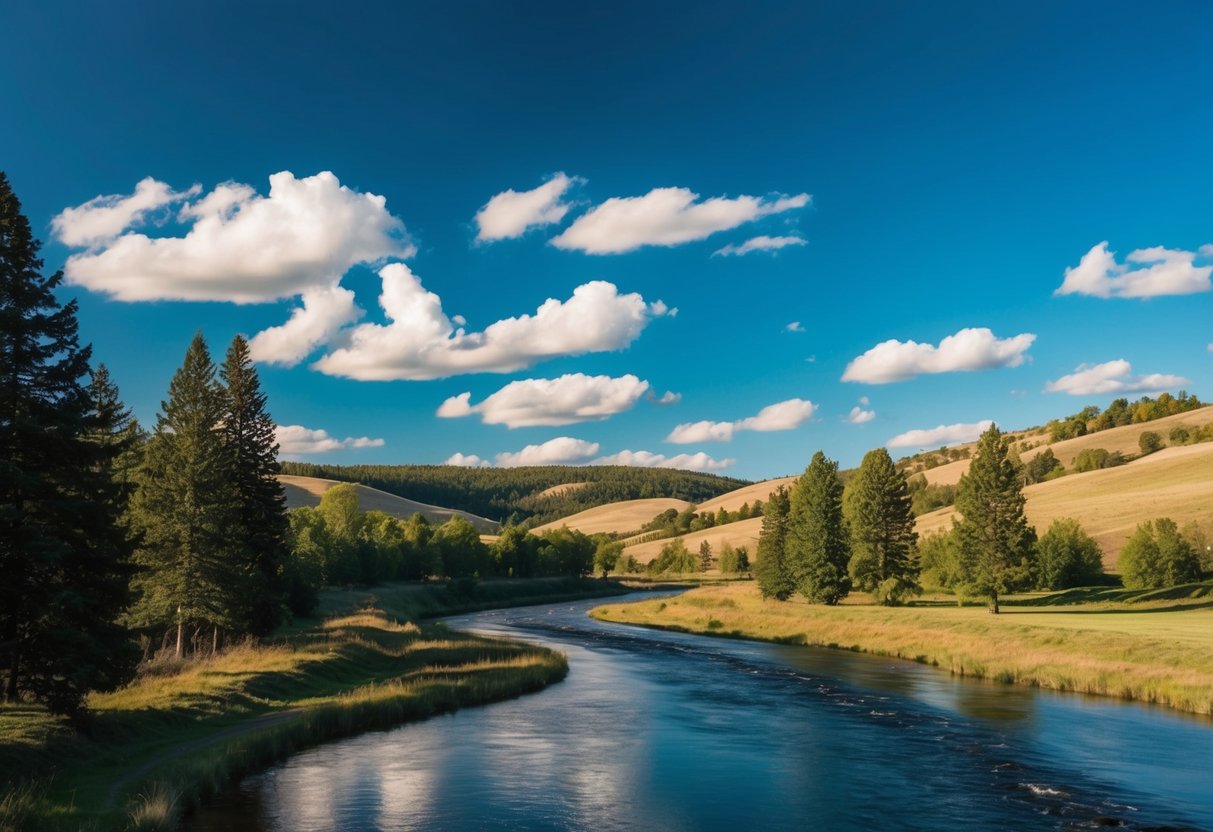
top-left (691, 477), bottom-right (798, 515)
top-left (623, 517), bottom-right (764, 564)
top-left (531, 497), bottom-right (691, 536)
top-left (916, 443), bottom-right (1213, 567)
top-left (535, 481), bottom-right (589, 499)
top-left (591, 582), bottom-right (1213, 715)
top-left (278, 474), bottom-right (499, 533)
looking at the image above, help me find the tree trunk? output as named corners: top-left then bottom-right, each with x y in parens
top-left (4, 652), bottom-right (18, 702)
top-left (212, 626), bottom-right (220, 656)
top-left (990, 594), bottom-right (1000, 615)
top-left (175, 607), bottom-right (184, 659)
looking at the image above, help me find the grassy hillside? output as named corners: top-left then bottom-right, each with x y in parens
top-left (280, 474), bottom-right (499, 533)
top-left (625, 517), bottom-right (764, 563)
top-left (280, 462), bottom-right (749, 525)
top-left (916, 443), bottom-right (1213, 567)
top-left (692, 476), bottom-right (797, 514)
top-left (532, 497), bottom-right (692, 536)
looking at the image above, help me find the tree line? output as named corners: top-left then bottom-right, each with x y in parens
top-left (279, 461), bottom-right (749, 526)
top-left (1047, 392), bottom-right (1205, 442)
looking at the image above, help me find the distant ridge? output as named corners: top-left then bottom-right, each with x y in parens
top-left (278, 475), bottom-right (499, 534)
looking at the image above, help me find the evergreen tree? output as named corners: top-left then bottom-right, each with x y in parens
top-left (128, 334), bottom-right (240, 657)
top-left (0, 173), bottom-right (136, 715)
top-left (698, 540), bottom-right (713, 571)
top-left (220, 335), bottom-right (290, 634)
top-left (953, 425), bottom-right (1036, 613)
top-left (754, 486), bottom-right (795, 599)
top-left (787, 451), bottom-right (851, 604)
top-left (88, 364), bottom-right (146, 498)
top-left (844, 448), bottom-right (919, 605)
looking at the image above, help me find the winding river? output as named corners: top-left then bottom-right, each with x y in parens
top-left (186, 593), bottom-right (1213, 831)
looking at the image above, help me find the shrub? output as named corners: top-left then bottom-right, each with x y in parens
top-left (1139, 431), bottom-right (1163, 456)
top-left (1119, 518), bottom-right (1201, 589)
top-left (1035, 518), bottom-right (1105, 589)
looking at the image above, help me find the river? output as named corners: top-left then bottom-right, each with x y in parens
top-left (185, 593), bottom-right (1213, 831)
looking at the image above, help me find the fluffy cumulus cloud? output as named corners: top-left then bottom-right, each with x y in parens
top-left (475, 173), bottom-right (578, 242)
top-left (713, 235), bottom-right (806, 257)
top-left (593, 450), bottom-right (734, 471)
top-left (437, 373), bottom-right (650, 427)
top-left (313, 265), bottom-right (669, 380)
top-left (249, 286), bottom-right (363, 365)
top-left (51, 177), bottom-right (202, 247)
top-left (275, 425), bottom-right (385, 457)
top-left (1055, 242), bottom-right (1213, 299)
top-left (842, 327), bottom-right (1036, 384)
top-left (886, 420), bottom-right (993, 450)
top-left (666, 398), bottom-right (816, 444)
top-left (444, 452), bottom-right (490, 468)
top-left (494, 437), bottom-right (601, 467)
top-left (56, 171), bottom-right (411, 303)
top-left (550, 187), bottom-right (809, 254)
top-left (1044, 360), bottom-right (1190, 396)
top-left (647, 390), bottom-right (682, 406)
top-left (847, 406), bottom-right (875, 424)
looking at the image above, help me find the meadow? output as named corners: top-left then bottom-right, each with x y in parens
top-left (590, 581), bottom-right (1213, 715)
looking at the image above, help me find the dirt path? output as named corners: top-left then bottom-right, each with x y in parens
top-left (104, 708), bottom-right (303, 809)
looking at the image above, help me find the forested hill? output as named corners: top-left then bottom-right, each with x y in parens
top-left (278, 463), bottom-right (751, 526)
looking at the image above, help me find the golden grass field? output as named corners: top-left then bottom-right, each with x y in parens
top-left (691, 476), bottom-right (798, 514)
top-left (920, 405), bottom-right (1213, 486)
top-left (279, 474), bottom-right (499, 533)
top-left (916, 443), bottom-right (1213, 567)
top-left (532, 497), bottom-right (691, 536)
top-left (590, 582), bottom-right (1213, 715)
top-left (624, 517), bottom-right (763, 563)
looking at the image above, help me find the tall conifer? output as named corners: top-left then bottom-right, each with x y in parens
top-left (0, 173), bottom-right (136, 715)
top-left (845, 448), bottom-right (919, 604)
top-left (220, 335), bottom-right (290, 634)
top-left (754, 486), bottom-right (794, 600)
top-left (787, 451), bottom-right (851, 604)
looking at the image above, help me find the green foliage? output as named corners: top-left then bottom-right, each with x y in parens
top-left (906, 475), bottom-right (958, 516)
top-left (1138, 430), bottom-right (1163, 456)
top-left (917, 530), bottom-right (963, 592)
top-left (0, 171), bottom-right (138, 715)
top-left (1050, 393), bottom-right (1204, 441)
top-left (1119, 518), bottom-right (1202, 589)
top-left (1024, 447), bottom-right (1064, 485)
top-left (787, 451), bottom-right (851, 605)
top-left (435, 516), bottom-right (491, 578)
top-left (639, 501), bottom-right (762, 542)
top-left (537, 527), bottom-right (595, 578)
top-left (953, 424), bottom-right (1036, 612)
top-left (1181, 521), bottom-right (1212, 572)
top-left (279, 462), bottom-right (748, 525)
top-left (844, 448), bottom-right (919, 604)
top-left (717, 542), bottom-right (750, 575)
top-left (1072, 447), bottom-right (1126, 473)
top-left (1035, 518), bottom-right (1105, 589)
top-left (754, 487), bottom-right (794, 599)
top-left (593, 538), bottom-right (624, 577)
top-left (646, 538), bottom-right (698, 575)
top-left (698, 540), bottom-right (713, 571)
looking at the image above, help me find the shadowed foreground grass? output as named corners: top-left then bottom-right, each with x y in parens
top-left (591, 581), bottom-right (1213, 716)
top-left (0, 578), bottom-right (620, 832)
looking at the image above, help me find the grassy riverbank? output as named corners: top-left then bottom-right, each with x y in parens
top-left (591, 581), bottom-right (1213, 716)
top-left (1, 578), bottom-right (627, 832)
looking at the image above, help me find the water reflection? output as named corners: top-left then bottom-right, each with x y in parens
top-left (186, 595), bottom-right (1213, 832)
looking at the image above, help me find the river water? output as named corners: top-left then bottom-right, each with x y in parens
top-left (186, 593), bottom-right (1213, 831)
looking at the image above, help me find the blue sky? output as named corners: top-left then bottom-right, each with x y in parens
top-left (3, 1), bottom-right (1211, 480)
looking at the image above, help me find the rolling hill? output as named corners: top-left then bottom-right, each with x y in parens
top-left (279, 475), bottom-right (499, 533)
top-left (532, 497), bottom-right (692, 536)
top-left (692, 477), bottom-right (798, 515)
top-left (624, 517), bottom-right (763, 564)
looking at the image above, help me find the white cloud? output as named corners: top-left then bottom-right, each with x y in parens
top-left (886, 420), bottom-right (994, 450)
top-left (1044, 359), bottom-right (1191, 396)
top-left (666, 398), bottom-right (816, 444)
top-left (443, 452), bottom-right (490, 468)
top-left (51, 177), bottom-right (202, 247)
top-left (714, 235), bottom-right (806, 257)
top-left (275, 425), bottom-right (385, 457)
top-left (437, 373), bottom-right (650, 428)
top-left (847, 406), bottom-right (875, 424)
top-left (494, 437), bottom-right (601, 467)
top-left (1055, 241), bottom-right (1212, 299)
top-left (1208, 343), bottom-right (1213, 353)
top-left (593, 450), bottom-right (734, 471)
top-left (842, 327), bottom-right (1036, 384)
top-left (785, 321), bottom-right (805, 333)
top-left (550, 187), bottom-right (809, 254)
top-left (647, 390), bottom-right (682, 406)
top-left (313, 264), bottom-right (669, 380)
top-left (859, 396), bottom-right (870, 405)
top-left (475, 173), bottom-right (578, 242)
top-left (57, 171), bottom-right (411, 304)
top-left (248, 286), bottom-right (363, 366)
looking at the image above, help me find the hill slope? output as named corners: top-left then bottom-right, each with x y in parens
top-left (279, 475), bottom-right (499, 533)
top-left (624, 517), bottom-right (764, 564)
top-left (692, 477), bottom-right (798, 515)
top-left (532, 498), bottom-right (692, 536)
top-left (915, 443), bottom-right (1213, 567)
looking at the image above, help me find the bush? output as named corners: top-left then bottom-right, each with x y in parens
top-left (917, 530), bottom-right (962, 591)
top-left (1035, 518), bottom-right (1105, 589)
top-left (1118, 518), bottom-right (1201, 589)
top-left (1139, 431), bottom-right (1163, 456)
top-left (1072, 448), bottom-right (1126, 473)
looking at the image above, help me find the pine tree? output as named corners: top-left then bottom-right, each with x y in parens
top-left (220, 335), bottom-right (290, 635)
top-left (845, 448), bottom-right (919, 605)
top-left (953, 424), bottom-right (1036, 613)
top-left (787, 451), bottom-right (851, 604)
top-left (129, 333), bottom-right (239, 657)
top-left (754, 486), bottom-right (794, 599)
top-left (89, 364), bottom-right (146, 501)
top-left (0, 172), bottom-right (136, 715)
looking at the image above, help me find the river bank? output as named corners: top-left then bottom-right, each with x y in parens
top-left (590, 581), bottom-right (1213, 716)
top-left (1, 578), bottom-right (628, 832)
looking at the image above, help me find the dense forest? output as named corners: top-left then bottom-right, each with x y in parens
top-left (280, 462), bottom-right (750, 525)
